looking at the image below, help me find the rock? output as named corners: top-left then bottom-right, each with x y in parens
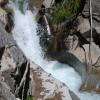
top-left (80, 67), bottom-right (100, 93)
top-left (93, 18), bottom-right (100, 34)
top-left (0, 0), bottom-right (13, 32)
top-left (43, 0), bottom-right (55, 8)
top-left (28, 0), bottom-right (44, 10)
top-left (0, 47), bottom-right (5, 63)
top-left (83, 0), bottom-right (100, 15)
top-left (93, 56), bottom-right (100, 67)
top-left (69, 41), bottom-right (100, 93)
top-left (0, 21), bottom-right (29, 100)
top-left (83, 43), bottom-right (100, 92)
top-left (61, 29), bottom-right (100, 94)
top-left (0, 0), bottom-right (4, 4)
top-left (0, 22), bottom-right (15, 70)
top-left (0, 41), bottom-right (27, 72)
top-left (0, 73), bottom-right (16, 100)
top-left (7, 45), bottom-right (27, 68)
top-left (69, 90), bottom-right (80, 100)
top-left (0, 23), bottom-right (15, 48)
top-left (2, 69), bottom-right (15, 93)
top-left (30, 61), bottom-right (79, 100)
top-left (47, 50), bottom-right (86, 82)
top-left (1, 48), bottom-right (16, 71)
top-left (0, 0), bottom-right (8, 7)
top-left (0, 7), bottom-right (8, 26)
top-left (69, 34), bottom-right (100, 64)
top-left (70, 42), bottom-right (100, 66)
top-left (82, 29), bottom-right (100, 47)
top-left (82, 0), bottom-right (100, 33)
top-left (71, 43), bottom-right (100, 94)
top-left (83, 43), bottom-right (100, 64)
top-left (0, 22), bottom-right (27, 71)
top-left (0, 23), bottom-right (31, 100)
top-left (77, 16), bottom-right (90, 33)
top-left (4, 7), bottom-right (14, 33)
top-left (0, 0), bottom-right (9, 27)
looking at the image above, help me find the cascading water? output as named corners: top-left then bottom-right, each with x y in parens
top-left (9, 1), bottom-right (100, 100)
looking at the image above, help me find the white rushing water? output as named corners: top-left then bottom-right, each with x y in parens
top-left (10, 1), bottom-right (100, 100)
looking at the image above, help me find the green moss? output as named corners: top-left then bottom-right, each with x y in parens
top-left (52, 7), bottom-right (74, 24)
top-left (26, 96), bottom-right (36, 100)
top-left (52, 0), bottom-right (81, 24)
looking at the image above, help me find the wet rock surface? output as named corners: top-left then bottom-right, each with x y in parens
top-left (30, 61), bottom-right (79, 100)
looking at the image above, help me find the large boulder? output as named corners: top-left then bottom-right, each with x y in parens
top-left (0, 81), bottom-right (16, 100)
top-left (0, 23), bottom-right (15, 67)
top-left (70, 42), bottom-right (100, 66)
top-left (30, 61), bottom-right (79, 100)
top-left (69, 40), bottom-right (100, 93)
top-left (77, 16), bottom-right (90, 33)
top-left (0, 23), bottom-right (15, 48)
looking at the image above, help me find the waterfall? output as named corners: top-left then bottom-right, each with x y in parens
top-left (9, 1), bottom-right (100, 100)
top-left (9, 0), bottom-right (28, 13)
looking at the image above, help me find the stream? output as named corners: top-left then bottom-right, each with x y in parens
top-left (9, 1), bottom-right (100, 100)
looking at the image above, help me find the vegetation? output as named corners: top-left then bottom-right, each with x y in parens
top-left (52, 0), bottom-right (81, 24)
top-left (52, 6), bottom-right (74, 24)
top-left (68, 0), bottom-right (81, 13)
top-left (26, 96), bottom-right (36, 100)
